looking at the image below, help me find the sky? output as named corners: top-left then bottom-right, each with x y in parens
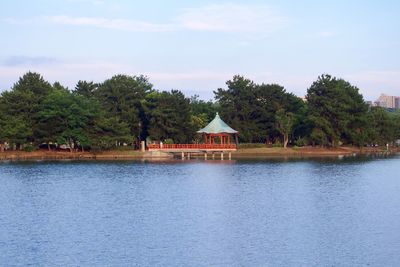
top-left (0, 0), bottom-right (399, 100)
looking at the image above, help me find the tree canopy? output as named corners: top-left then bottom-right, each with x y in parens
top-left (306, 74), bottom-right (369, 147)
top-left (215, 75), bottom-right (305, 143)
top-left (0, 72), bottom-right (398, 151)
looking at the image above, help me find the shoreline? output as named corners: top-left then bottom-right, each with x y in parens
top-left (233, 146), bottom-right (397, 158)
top-left (0, 147), bottom-right (397, 161)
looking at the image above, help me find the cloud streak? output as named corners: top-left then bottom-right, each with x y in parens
top-left (36, 4), bottom-right (287, 35)
top-left (45, 15), bottom-right (175, 32)
top-left (176, 4), bottom-right (287, 34)
top-left (318, 31), bottom-right (336, 38)
top-left (3, 56), bottom-right (59, 67)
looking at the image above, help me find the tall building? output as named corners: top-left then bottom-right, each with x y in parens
top-left (375, 94), bottom-right (397, 109)
top-left (396, 97), bottom-right (400, 109)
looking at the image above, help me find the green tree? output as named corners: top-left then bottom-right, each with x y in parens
top-left (37, 89), bottom-right (98, 151)
top-left (367, 107), bottom-right (397, 145)
top-left (275, 109), bottom-right (294, 148)
top-left (0, 72), bottom-right (53, 147)
top-left (306, 74), bottom-right (368, 147)
top-left (214, 76), bottom-right (259, 142)
top-left (95, 75), bottom-right (153, 143)
top-left (74, 80), bottom-right (98, 98)
top-left (88, 116), bottom-right (132, 150)
top-left (215, 75), bottom-right (304, 143)
top-left (0, 110), bottom-right (32, 150)
top-left (144, 90), bottom-right (193, 143)
top-left (189, 95), bottom-right (218, 122)
top-left (53, 81), bottom-right (69, 92)
top-left (253, 83), bottom-right (304, 144)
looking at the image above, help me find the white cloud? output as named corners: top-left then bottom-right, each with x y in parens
top-left (3, 56), bottom-right (59, 66)
top-left (318, 31), bottom-right (335, 38)
top-left (45, 16), bottom-right (175, 32)
top-left (175, 4), bottom-right (288, 34)
top-left (34, 4), bottom-right (288, 35)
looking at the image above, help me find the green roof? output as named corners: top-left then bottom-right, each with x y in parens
top-left (197, 113), bottom-right (238, 134)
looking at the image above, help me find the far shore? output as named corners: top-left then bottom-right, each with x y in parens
top-left (0, 146), bottom-right (397, 161)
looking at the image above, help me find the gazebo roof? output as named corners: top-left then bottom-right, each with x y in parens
top-left (197, 113), bottom-right (238, 134)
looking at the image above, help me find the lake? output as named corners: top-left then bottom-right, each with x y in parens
top-left (1, 156), bottom-right (400, 266)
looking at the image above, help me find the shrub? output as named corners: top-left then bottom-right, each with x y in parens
top-left (24, 145), bottom-right (36, 152)
top-left (294, 137), bottom-right (308, 147)
top-left (238, 143), bottom-right (266, 149)
top-left (272, 142), bottom-right (282, 148)
top-left (164, 138), bottom-right (174, 144)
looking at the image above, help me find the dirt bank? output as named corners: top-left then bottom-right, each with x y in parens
top-left (0, 150), bottom-right (170, 161)
top-left (0, 146), bottom-right (397, 161)
top-left (232, 146), bottom-right (396, 158)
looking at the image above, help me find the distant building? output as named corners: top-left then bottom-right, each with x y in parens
top-left (375, 94), bottom-right (400, 109)
top-left (396, 97), bottom-right (400, 109)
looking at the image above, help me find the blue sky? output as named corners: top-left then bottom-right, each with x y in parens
top-left (1, 0), bottom-right (399, 100)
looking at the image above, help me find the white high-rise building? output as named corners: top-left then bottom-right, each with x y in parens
top-left (375, 94), bottom-right (399, 109)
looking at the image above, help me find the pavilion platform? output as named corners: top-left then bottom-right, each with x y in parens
top-left (147, 144), bottom-right (237, 160)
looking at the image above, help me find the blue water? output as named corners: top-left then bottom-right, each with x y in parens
top-left (1, 156), bottom-right (400, 266)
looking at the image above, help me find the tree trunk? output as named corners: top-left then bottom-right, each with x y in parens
top-left (48, 143), bottom-right (51, 151)
top-left (0, 143), bottom-right (3, 152)
top-left (283, 133), bottom-right (288, 149)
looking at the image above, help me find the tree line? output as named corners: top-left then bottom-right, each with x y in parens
top-left (0, 72), bottom-right (399, 151)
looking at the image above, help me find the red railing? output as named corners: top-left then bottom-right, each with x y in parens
top-left (147, 143), bottom-right (237, 150)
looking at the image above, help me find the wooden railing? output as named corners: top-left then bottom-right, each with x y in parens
top-left (147, 143), bottom-right (237, 150)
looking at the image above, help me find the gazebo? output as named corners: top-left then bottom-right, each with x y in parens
top-left (197, 113), bottom-right (239, 146)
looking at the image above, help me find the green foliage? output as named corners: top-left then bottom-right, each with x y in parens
top-left (37, 89), bottom-right (97, 150)
top-left (74, 80), bottom-right (98, 98)
top-left (88, 116), bottom-right (132, 150)
top-left (306, 74), bottom-right (369, 147)
top-left (275, 109), bottom-right (294, 148)
top-left (23, 145), bottom-right (36, 152)
top-left (53, 81), bottom-right (69, 91)
top-left (164, 138), bottom-right (174, 144)
top-left (144, 90), bottom-right (194, 143)
top-left (191, 113), bottom-right (208, 130)
top-left (95, 74), bottom-right (153, 142)
top-left (238, 143), bottom-right (266, 149)
top-left (215, 75), bottom-right (305, 143)
top-left (1, 72), bottom-right (399, 151)
top-left (272, 142), bottom-right (282, 148)
top-left (367, 107), bottom-right (397, 145)
top-left (190, 95), bottom-right (218, 121)
top-left (0, 114), bottom-right (32, 148)
top-left (0, 72), bottom-right (52, 146)
top-left (294, 137), bottom-right (308, 147)
top-left (310, 128), bottom-right (328, 146)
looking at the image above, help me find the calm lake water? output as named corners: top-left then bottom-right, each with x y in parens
top-left (1, 156), bottom-right (400, 266)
